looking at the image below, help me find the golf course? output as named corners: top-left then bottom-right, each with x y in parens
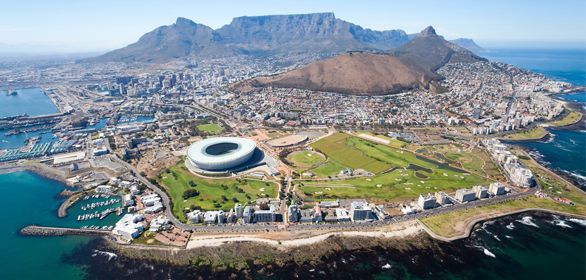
top-left (297, 132), bottom-right (491, 202)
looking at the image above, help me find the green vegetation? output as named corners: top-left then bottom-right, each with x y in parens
top-left (196, 123), bottom-right (224, 134)
top-left (158, 163), bottom-right (277, 221)
top-left (548, 111), bottom-right (582, 127)
top-left (310, 161), bottom-right (347, 177)
top-left (420, 196), bottom-right (586, 238)
top-left (513, 147), bottom-right (586, 207)
top-left (503, 126), bottom-right (548, 141)
top-left (287, 151), bottom-right (326, 170)
top-left (421, 147), bottom-right (586, 238)
top-left (355, 131), bottom-right (408, 149)
top-left (300, 133), bottom-right (489, 202)
top-left (417, 144), bottom-right (504, 180)
top-left (311, 133), bottom-right (391, 174)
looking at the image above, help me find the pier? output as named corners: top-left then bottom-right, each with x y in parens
top-left (19, 225), bottom-right (111, 237)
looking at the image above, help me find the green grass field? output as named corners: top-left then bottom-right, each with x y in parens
top-left (311, 133), bottom-right (392, 174)
top-left (503, 126), bottom-right (548, 140)
top-left (548, 111), bottom-right (582, 127)
top-left (417, 144), bottom-right (504, 180)
top-left (310, 161), bottom-right (347, 177)
top-left (300, 133), bottom-right (489, 202)
top-left (420, 195), bottom-right (586, 238)
top-left (158, 164), bottom-right (277, 221)
top-left (287, 151), bottom-right (326, 170)
top-left (197, 123), bottom-right (224, 134)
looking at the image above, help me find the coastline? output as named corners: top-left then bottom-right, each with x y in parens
top-left (61, 210), bottom-right (585, 280)
top-left (0, 163), bottom-right (67, 182)
top-left (419, 208), bottom-right (586, 242)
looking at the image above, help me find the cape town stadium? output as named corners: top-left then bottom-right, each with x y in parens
top-left (186, 137), bottom-right (257, 171)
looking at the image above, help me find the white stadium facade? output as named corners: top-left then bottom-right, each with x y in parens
top-left (186, 137), bottom-right (257, 172)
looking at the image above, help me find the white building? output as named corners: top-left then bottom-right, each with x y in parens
top-left (122, 194), bottom-right (134, 207)
top-left (112, 214), bottom-right (144, 240)
top-left (144, 202), bottom-right (163, 213)
top-left (149, 215), bottom-right (170, 232)
top-left (489, 182), bottom-right (506, 196)
top-left (473, 185), bottom-right (489, 199)
top-left (350, 201), bottom-right (373, 222)
top-left (335, 208), bottom-right (351, 222)
top-left (417, 194), bottom-right (437, 209)
top-left (95, 185), bottom-right (113, 193)
top-left (187, 210), bottom-right (203, 223)
top-left (455, 189), bottom-right (477, 203)
top-left (435, 191), bottom-right (451, 205)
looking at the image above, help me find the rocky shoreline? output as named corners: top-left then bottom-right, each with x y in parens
top-left (62, 211), bottom-right (583, 280)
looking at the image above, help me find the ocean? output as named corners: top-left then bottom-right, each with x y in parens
top-left (0, 88), bottom-right (58, 118)
top-left (0, 48), bottom-right (585, 279)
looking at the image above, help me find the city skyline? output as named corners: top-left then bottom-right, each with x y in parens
top-left (1, 0), bottom-right (585, 53)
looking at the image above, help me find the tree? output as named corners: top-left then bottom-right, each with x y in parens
top-left (259, 203), bottom-right (270, 210)
top-left (232, 197), bottom-right (239, 203)
top-left (188, 180), bottom-right (197, 188)
top-left (183, 189), bottom-right (200, 199)
top-left (221, 195), bottom-right (228, 202)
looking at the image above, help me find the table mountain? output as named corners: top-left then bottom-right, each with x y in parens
top-left (91, 13), bottom-right (411, 62)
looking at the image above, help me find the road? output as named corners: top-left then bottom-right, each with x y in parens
top-left (112, 150), bottom-right (537, 233)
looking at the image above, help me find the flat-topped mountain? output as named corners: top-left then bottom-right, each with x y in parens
top-left (89, 13), bottom-right (481, 63)
top-left (233, 26), bottom-right (486, 96)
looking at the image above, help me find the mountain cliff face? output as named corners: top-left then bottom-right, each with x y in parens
top-left (92, 13), bottom-right (412, 62)
top-left (91, 13), bottom-right (483, 63)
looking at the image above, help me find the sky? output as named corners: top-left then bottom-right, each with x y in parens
top-left (1, 0), bottom-right (585, 53)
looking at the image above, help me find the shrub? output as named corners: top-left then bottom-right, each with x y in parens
top-left (182, 189), bottom-right (200, 199)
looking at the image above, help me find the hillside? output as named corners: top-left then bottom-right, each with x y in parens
top-left (233, 26), bottom-right (486, 96)
top-left (393, 26), bottom-right (486, 72)
top-left (91, 13), bottom-right (411, 62)
top-left (233, 52), bottom-right (440, 95)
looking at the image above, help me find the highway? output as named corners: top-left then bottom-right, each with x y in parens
top-left (111, 151), bottom-right (537, 233)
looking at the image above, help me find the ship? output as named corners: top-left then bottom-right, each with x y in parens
top-left (5, 89), bottom-right (17, 96)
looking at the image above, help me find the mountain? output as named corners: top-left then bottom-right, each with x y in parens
top-left (450, 38), bottom-right (484, 54)
top-left (92, 18), bottom-right (220, 62)
top-left (392, 26), bottom-right (486, 72)
top-left (233, 26), bottom-right (486, 96)
top-left (232, 52), bottom-right (440, 95)
top-left (91, 13), bottom-right (411, 62)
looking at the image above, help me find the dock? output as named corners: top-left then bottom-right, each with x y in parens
top-left (19, 225), bottom-right (110, 237)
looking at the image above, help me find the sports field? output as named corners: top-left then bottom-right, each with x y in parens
top-left (287, 150), bottom-right (326, 170)
top-left (158, 163), bottom-right (277, 221)
top-left (299, 132), bottom-right (490, 202)
top-left (196, 123), bottom-right (224, 134)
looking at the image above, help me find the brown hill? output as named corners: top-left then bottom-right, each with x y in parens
top-left (232, 26), bottom-right (485, 96)
top-left (234, 52), bottom-right (440, 95)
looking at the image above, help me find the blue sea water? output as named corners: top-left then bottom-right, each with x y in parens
top-left (0, 88), bottom-right (58, 118)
